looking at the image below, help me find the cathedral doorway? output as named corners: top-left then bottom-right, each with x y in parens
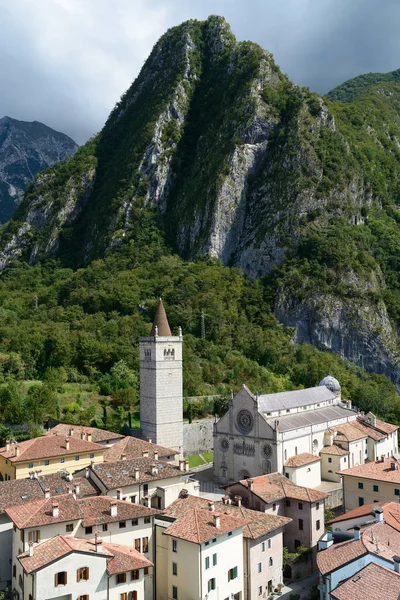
top-left (238, 469), bottom-right (251, 480)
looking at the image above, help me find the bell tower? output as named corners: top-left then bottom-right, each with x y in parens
top-left (139, 299), bottom-right (183, 455)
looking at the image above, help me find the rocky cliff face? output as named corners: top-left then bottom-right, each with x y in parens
top-left (0, 16), bottom-right (399, 385)
top-left (0, 116), bottom-right (78, 223)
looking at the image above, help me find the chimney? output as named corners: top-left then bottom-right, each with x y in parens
top-left (65, 437), bottom-right (70, 451)
top-left (180, 488), bottom-right (188, 498)
top-left (372, 506), bottom-right (384, 522)
top-left (116, 489), bottom-right (122, 500)
top-left (135, 468), bottom-right (140, 481)
top-left (95, 532), bottom-right (103, 553)
top-left (15, 445), bottom-right (20, 457)
top-left (67, 485), bottom-right (72, 494)
top-left (381, 455), bottom-right (385, 462)
top-left (353, 526), bottom-right (361, 541)
top-left (318, 533), bottom-right (334, 551)
top-left (154, 451), bottom-right (159, 461)
top-left (29, 471), bottom-right (35, 480)
top-left (69, 428), bottom-right (74, 437)
top-left (185, 461), bottom-right (189, 472)
top-left (121, 453), bottom-right (127, 461)
top-left (44, 488), bottom-right (50, 499)
top-left (393, 555), bottom-right (400, 573)
top-left (208, 501), bottom-right (215, 512)
top-left (234, 495), bottom-right (242, 507)
top-left (28, 541), bottom-right (34, 557)
top-left (85, 467), bottom-right (90, 479)
top-left (52, 502), bottom-right (59, 518)
top-left (110, 501), bottom-right (118, 517)
top-left (214, 515), bottom-right (220, 529)
top-left (179, 460), bottom-right (185, 472)
top-left (142, 451), bottom-right (149, 458)
top-left (87, 433), bottom-right (92, 442)
top-left (247, 479), bottom-right (254, 490)
top-left (151, 464), bottom-right (158, 476)
top-left (81, 432), bottom-right (86, 440)
top-left (391, 462), bottom-right (398, 471)
top-left (6, 440), bottom-right (10, 452)
top-left (148, 438), bottom-right (152, 444)
top-left (74, 483), bottom-right (80, 495)
top-left (146, 496), bottom-right (151, 508)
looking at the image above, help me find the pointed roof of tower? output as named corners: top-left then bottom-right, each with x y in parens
top-left (150, 298), bottom-right (172, 336)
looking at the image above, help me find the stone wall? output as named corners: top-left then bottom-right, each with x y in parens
top-left (183, 419), bottom-right (214, 457)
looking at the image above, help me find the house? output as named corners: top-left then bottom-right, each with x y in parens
top-left (155, 503), bottom-right (248, 600)
top-left (0, 435), bottom-right (105, 480)
top-left (46, 423), bottom-right (125, 445)
top-left (161, 492), bottom-right (291, 599)
top-left (330, 561), bottom-right (400, 600)
top-left (223, 473), bottom-right (327, 555)
top-left (104, 436), bottom-right (179, 464)
top-left (327, 501), bottom-right (400, 532)
top-left (339, 456), bottom-right (400, 510)
top-left (6, 494), bottom-right (158, 600)
top-left (17, 534), bottom-right (152, 600)
top-left (317, 522), bottom-right (400, 600)
top-left (82, 457), bottom-right (199, 509)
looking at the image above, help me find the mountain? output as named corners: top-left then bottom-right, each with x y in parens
top-left (0, 16), bottom-right (400, 387)
top-left (327, 68), bottom-right (400, 102)
top-left (0, 116), bottom-right (78, 223)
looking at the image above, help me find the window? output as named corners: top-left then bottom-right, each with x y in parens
top-left (395, 489), bottom-right (400, 496)
top-left (55, 572), bottom-right (67, 586)
top-left (259, 586), bottom-right (262, 596)
top-left (172, 539), bottom-right (177, 553)
top-left (119, 521), bottom-right (126, 529)
top-left (269, 557), bottom-right (273, 567)
top-left (358, 482), bottom-right (364, 490)
top-left (28, 530), bottom-right (40, 543)
top-left (102, 524), bottom-right (108, 532)
top-left (373, 485), bottom-right (379, 492)
top-left (120, 594), bottom-right (127, 600)
top-left (328, 469), bottom-right (333, 473)
top-left (66, 524), bottom-right (73, 533)
top-left (85, 526), bottom-right (93, 535)
top-left (143, 484), bottom-right (148, 495)
top-left (208, 578), bottom-right (216, 592)
top-left (268, 539), bottom-right (271, 549)
top-left (228, 531), bottom-right (232, 537)
top-left (77, 595), bottom-right (88, 600)
top-left (130, 496), bottom-right (137, 503)
top-left (272, 503), bottom-right (276, 511)
top-left (131, 570), bottom-right (139, 580)
top-left (172, 585), bottom-right (178, 600)
top-left (77, 567), bottom-right (89, 582)
top-left (213, 553), bottom-right (217, 566)
top-left (228, 566), bottom-right (238, 581)
top-left (142, 537), bottom-right (149, 553)
top-left (299, 519), bottom-right (304, 530)
top-left (205, 541), bottom-right (209, 546)
top-left (316, 502), bottom-right (320, 510)
top-left (294, 539), bottom-right (301, 549)
top-left (328, 457), bottom-right (332, 463)
top-left (359, 497), bottom-right (364, 507)
top-left (261, 542), bottom-right (265, 552)
top-left (28, 463), bottom-right (33, 469)
top-left (298, 503), bottom-right (303, 510)
top-left (135, 539), bottom-right (141, 552)
top-left (172, 562), bottom-right (177, 576)
top-left (44, 460), bottom-right (50, 466)
top-left (116, 573), bottom-right (126, 584)
top-left (343, 457), bottom-right (347, 463)
top-left (12, 565), bottom-right (16, 578)
top-left (132, 519), bottom-right (138, 526)
top-left (212, 538), bottom-right (216, 543)
top-left (144, 517), bottom-right (151, 524)
top-left (75, 456), bottom-right (80, 461)
top-left (205, 556), bottom-right (210, 569)
top-left (316, 520), bottom-right (321, 531)
top-left (258, 562), bottom-right (262, 573)
top-left (143, 567), bottom-right (149, 575)
top-left (286, 499), bottom-right (291, 507)
top-left (60, 457), bottom-right (65, 464)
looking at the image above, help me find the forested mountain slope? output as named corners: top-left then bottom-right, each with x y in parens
top-left (0, 16), bottom-right (400, 386)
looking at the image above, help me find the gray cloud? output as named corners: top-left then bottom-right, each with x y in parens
top-left (0, 0), bottom-right (399, 144)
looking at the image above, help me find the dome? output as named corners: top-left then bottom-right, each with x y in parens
top-left (319, 375), bottom-right (341, 394)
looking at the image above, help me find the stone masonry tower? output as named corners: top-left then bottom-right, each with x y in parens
top-left (139, 299), bottom-right (183, 455)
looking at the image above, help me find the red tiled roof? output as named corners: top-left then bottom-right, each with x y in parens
top-left (163, 508), bottom-right (249, 544)
top-left (104, 436), bottom-right (177, 462)
top-left (92, 457), bottom-right (188, 489)
top-left (331, 562), bottom-right (400, 600)
top-left (329, 501), bottom-right (400, 532)
top-left (228, 473), bottom-right (328, 504)
top-left (374, 418), bottom-right (398, 434)
top-left (162, 494), bottom-right (292, 539)
top-left (351, 419), bottom-right (386, 441)
top-left (320, 445), bottom-right (349, 456)
top-left (328, 503), bottom-right (385, 524)
top-left (284, 453), bottom-right (321, 467)
top-left (0, 434), bottom-right (104, 462)
top-left (339, 456), bottom-right (400, 483)
top-left (331, 422), bottom-right (367, 442)
top-left (105, 542), bottom-right (153, 574)
top-left (47, 424), bottom-right (124, 443)
top-left (317, 539), bottom-right (367, 575)
top-left (78, 496), bottom-right (158, 527)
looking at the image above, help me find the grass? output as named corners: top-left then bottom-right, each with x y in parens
top-left (187, 452), bottom-right (214, 468)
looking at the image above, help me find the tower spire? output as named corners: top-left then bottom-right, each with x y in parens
top-left (150, 298), bottom-right (172, 336)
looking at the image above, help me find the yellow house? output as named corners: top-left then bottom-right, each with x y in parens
top-left (0, 434), bottom-right (105, 480)
top-left (339, 455), bottom-right (400, 510)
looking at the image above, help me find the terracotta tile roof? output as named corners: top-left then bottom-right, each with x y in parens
top-left (38, 473), bottom-right (100, 498)
top-left (104, 436), bottom-right (177, 462)
top-left (328, 502), bottom-right (385, 524)
top-left (228, 473), bottom-right (328, 504)
top-left (0, 434), bottom-right (104, 462)
top-left (92, 457), bottom-right (189, 489)
top-left (317, 522), bottom-right (400, 575)
top-left (331, 422), bottom-right (367, 442)
top-left (351, 419), bottom-right (386, 441)
top-left (163, 507), bottom-right (249, 544)
top-left (331, 562), bottom-right (400, 600)
top-left (18, 535), bottom-right (152, 574)
top-left (78, 496), bottom-right (158, 527)
top-left (374, 418), bottom-right (399, 434)
top-left (0, 478), bottom-right (44, 513)
top-left (105, 542), bottom-right (153, 574)
top-left (162, 494), bottom-right (292, 539)
top-left (284, 453), bottom-right (321, 468)
top-left (150, 299), bottom-right (172, 336)
top-left (47, 424), bottom-right (124, 443)
top-left (6, 493), bottom-right (157, 529)
top-left (339, 456), bottom-right (400, 483)
top-left (329, 501), bottom-right (400, 532)
top-left (320, 445), bottom-right (349, 456)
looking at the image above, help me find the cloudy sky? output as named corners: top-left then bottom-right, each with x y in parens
top-left (1, 0), bottom-right (399, 144)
